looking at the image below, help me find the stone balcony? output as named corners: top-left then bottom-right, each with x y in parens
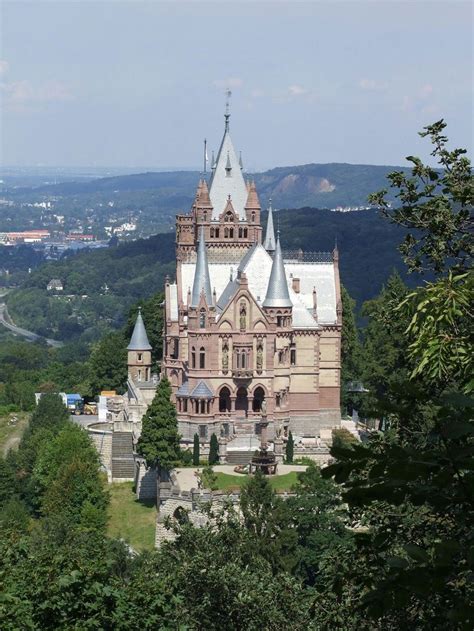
top-left (231, 368), bottom-right (254, 379)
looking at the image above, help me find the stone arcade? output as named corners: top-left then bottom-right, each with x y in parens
top-left (114, 109), bottom-right (343, 465)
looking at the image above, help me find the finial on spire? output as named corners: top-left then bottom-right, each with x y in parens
top-left (224, 89), bottom-right (231, 132)
top-left (225, 151), bottom-right (232, 174)
top-left (211, 150), bottom-right (216, 170)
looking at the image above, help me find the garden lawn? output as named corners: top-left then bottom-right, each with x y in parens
top-left (215, 471), bottom-right (299, 492)
top-left (107, 482), bottom-right (156, 551)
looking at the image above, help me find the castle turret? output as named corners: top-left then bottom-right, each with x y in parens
top-left (191, 227), bottom-right (213, 307)
top-left (127, 308), bottom-right (152, 382)
top-left (263, 234), bottom-right (292, 308)
top-left (263, 200), bottom-right (276, 253)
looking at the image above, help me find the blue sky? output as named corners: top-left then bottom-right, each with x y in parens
top-left (1, 1), bottom-right (472, 169)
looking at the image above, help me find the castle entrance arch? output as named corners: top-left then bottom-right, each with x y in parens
top-left (219, 386), bottom-right (231, 413)
top-left (252, 386), bottom-right (265, 412)
top-left (235, 387), bottom-right (248, 416)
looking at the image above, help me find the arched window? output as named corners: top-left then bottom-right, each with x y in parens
top-left (215, 228), bottom-right (220, 238)
top-left (229, 228), bottom-right (234, 238)
top-left (224, 227), bottom-right (229, 238)
top-left (243, 228), bottom-right (248, 238)
top-left (238, 227), bottom-right (243, 238)
top-left (199, 309), bottom-right (206, 328)
top-left (241, 352), bottom-right (246, 369)
top-left (253, 386), bottom-right (265, 412)
top-left (219, 386), bottom-right (231, 412)
top-left (203, 211), bottom-right (207, 222)
top-left (251, 212), bottom-right (255, 222)
top-left (191, 347), bottom-right (196, 369)
top-left (210, 227), bottom-right (214, 238)
top-left (225, 211), bottom-right (233, 222)
top-left (199, 347), bottom-right (205, 369)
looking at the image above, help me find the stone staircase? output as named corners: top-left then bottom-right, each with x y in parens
top-left (226, 450), bottom-right (255, 465)
top-left (112, 432), bottom-right (135, 480)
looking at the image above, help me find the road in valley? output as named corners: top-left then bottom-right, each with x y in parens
top-left (0, 291), bottom-right (64, 348)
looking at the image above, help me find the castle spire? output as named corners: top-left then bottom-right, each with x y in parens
top-left (263, 233), bottom-right (292, 308)
top-left (263, 199), bottom-right (276, 253)
top-left (127, 308), bottom-right (152, 350)
top-left (191, 227), bottom-right (213, 307)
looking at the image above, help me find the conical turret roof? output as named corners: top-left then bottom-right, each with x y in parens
top-left (127, 308), bottom-right (152, 350)
top-left (245, 180), bottom-right (260, 209)
top-left (263, 234), bottom-right (292, 308)
top-left (191, 227), bottom-right (213, 307)
top-left (263, 201), bottom-right (276, 251)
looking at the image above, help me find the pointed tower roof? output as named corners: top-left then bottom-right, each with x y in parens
top-left (263, 200), bottom-right (276, 252)
top-left (245, 180), bottom-right (260, 210)
top-left (208, 114), bottom-right (248, 220)
top-left (127, 308), bottom-right (152, 350)
top-left (191, 227), bottom-right (213, 307)
top-left (263, 234), bottom-right (292, 308)
top-left (198, 179), bottom-right (211, 207)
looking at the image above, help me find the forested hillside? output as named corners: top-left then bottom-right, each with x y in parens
top-left (5, 207), bottom-right (412, 341)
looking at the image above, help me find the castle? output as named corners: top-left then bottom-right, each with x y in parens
top-left (118, 109), bottom-right (342, 460)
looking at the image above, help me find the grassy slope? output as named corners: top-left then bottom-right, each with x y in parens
top-left (107, 482), bottom-right (156, 551)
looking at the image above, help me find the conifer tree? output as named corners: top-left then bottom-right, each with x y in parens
top-left (137, 377), bottom-right (180, 471)
top-left (192, 433), bottom-right (200, 466)
top-left (286, 431), bottom-right (294, 463)
top-left (208, 433), bottom-right (219, 465)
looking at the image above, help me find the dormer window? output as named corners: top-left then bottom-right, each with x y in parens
top-left (224, 211), bottom-right (233, 222)
top-left (199, 309), bottom-right (206, 328)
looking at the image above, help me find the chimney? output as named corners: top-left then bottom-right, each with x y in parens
top-left (292, 277), bottom-right (300, 293)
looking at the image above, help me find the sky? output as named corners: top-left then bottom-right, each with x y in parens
top-left (1, 0), bottom-right (472, 170)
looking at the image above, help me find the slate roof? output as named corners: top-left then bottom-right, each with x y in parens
top-left (191, 227), bottom-right (213, 307)
top-left (127, 310), bottom-right (152, 350)
top-left (263, 236), bottom-right (292, 308)
top-left (176, 381), bottom-right (190, 396)
top-left (190, 380), bottom-right (214, 399)
top-left (208, 127), bottom-right (247, 220)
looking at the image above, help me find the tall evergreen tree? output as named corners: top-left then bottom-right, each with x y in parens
top-left (208, 433), bottom-right (219, 466)
top-left (192, 433), bottom-right (200, 466)
top-left (340, 284), bottom-right (363, 414)
top-left (286, 431), bottom-right (294, 463)
top-left (137, 377), bottom-right (181, 471)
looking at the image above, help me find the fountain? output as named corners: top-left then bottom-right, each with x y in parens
top-left (248, 401), bottom-right (277, 475)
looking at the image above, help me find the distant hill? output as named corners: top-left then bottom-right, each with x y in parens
top-left (14, 163), bottom-right (409, 212)
top-left (6, 206), bottom-right (420, 342)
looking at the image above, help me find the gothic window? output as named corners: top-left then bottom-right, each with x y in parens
top-left (219, 387), bottom-right (231, 412)
top-left (243, 228), bottom-right (248, 238)
top-left (137, 353), bottom-right (142, 361)
top-left (277, 315), bottom-right (283, 327)
top-left (199, 424), bottom-right (208, 439)
top-left (224, 227), bottom-right (229, 238)
top-left (199, 347), bottom-right (205, 369)
top-left (238, 227), bottom-right (243, 238)
top-left (252, 387), bottom-right (265, 412)
top-left (191, 346), bottom-right (196, 369)
top-left (239, 303), bottom-right (247, 330)
top-left (199, 309), bottom-right (206, 328)
top-left (215, 228), bottom-right (220, 238)
top-left (203, 211), bottom-right (207, 222)
top-left (138, 369), bottom-right (142, 381)
top-left (172, 338), bottom-right (179, 359)
top-left (241, 352), bottom-right (246, 369)
top-left (229, 228), bottom-right (234, 238)
top-left (183, 399), bottom-right (188, 412)
top-left (210, 227), bottom-right (214, 238)
top-left (225, 211), bottom-right (233, 222)
top-left (290, 347), bottom-right (296, 365)
top-left (251, 212), bottom-right (255, 222)
top-left (276, 394), bottom-right (281, 409)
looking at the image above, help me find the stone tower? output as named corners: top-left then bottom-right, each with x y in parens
top-left (127, 308), bottom-right (152, 383)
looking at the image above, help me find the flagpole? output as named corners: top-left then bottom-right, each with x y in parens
top-left (203, 138), bottom-right (207, 175)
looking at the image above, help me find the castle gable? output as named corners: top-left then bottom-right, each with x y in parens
top-left (209, 130), bottom-right (248, 221)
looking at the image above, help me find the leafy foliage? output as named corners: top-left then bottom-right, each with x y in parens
top-left (192, 433), bottom-right (200, 466)
top-left (368, 119), bottom-right (473, 275)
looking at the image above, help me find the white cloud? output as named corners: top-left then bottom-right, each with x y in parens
top-left (358, 78), bottom-right (388, 92)
top-left (288, 84), bottom-right (307, 96)
top-left (213, 77), bottom-right (243, 89)
top-left (0, 60), bottom-right (9, 75)
top-left (2, 79), bottom-right (74, 112)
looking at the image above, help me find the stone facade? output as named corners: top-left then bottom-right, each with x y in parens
top-left (162, 114), bottom-right (342, 449)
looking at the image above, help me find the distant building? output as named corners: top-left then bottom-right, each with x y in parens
top-left (47, 278), bottom-right (64, 291)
